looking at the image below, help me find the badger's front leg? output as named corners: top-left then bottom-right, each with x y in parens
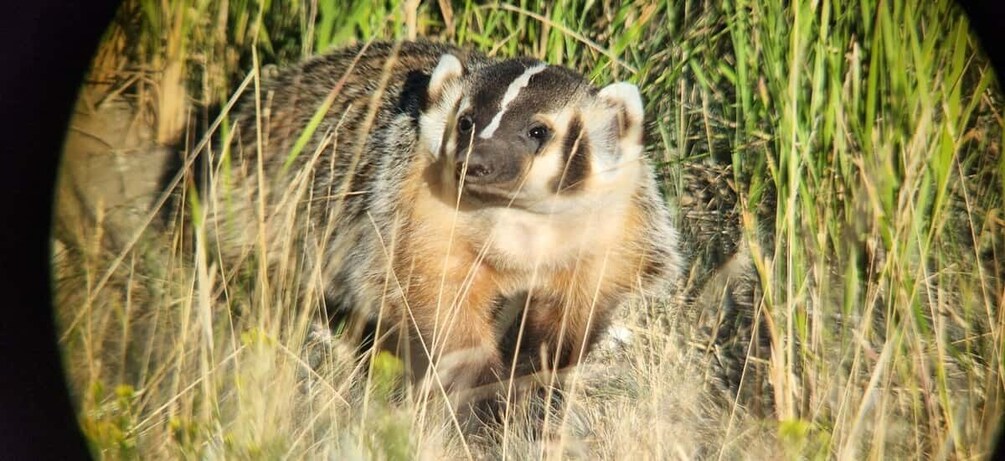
top-left (480, 290), bottom-right (620, 433)
top-left (421, 302), bottom-right (502, 396)
top-left (398, 267), bottom-right (505, 399)
top-left (516, 292), bottom-right (619, 377)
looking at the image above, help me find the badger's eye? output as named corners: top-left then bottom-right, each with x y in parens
top-left (528, 125), bottom-right (550, 141)
top-left (458, 114), bottom-right (474, 133)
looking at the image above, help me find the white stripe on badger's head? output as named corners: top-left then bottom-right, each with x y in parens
top-left (478, 63), bottom-right (548, 139)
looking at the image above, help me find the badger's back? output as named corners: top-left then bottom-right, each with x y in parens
top-left (227, 42), bottom-right (489, 219)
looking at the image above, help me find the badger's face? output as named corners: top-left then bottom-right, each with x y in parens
top-left (420, 54), bottom-right (645, 212)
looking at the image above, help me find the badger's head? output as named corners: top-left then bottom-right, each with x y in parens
top-left (420, 53), bottom-right (646, 213)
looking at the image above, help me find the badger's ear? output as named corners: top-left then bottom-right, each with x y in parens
top-left (429, 54), bottom-right (464, 101)
top-left (598, 82), bottom-right (644, 141)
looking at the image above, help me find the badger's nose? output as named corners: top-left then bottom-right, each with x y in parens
top-left (455, 137), bottom-right (520, 185)
top-left (456, 156), bottom-right (493, 179)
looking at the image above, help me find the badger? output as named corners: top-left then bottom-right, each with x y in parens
top-left (210, 40), bottom-right (681, 412)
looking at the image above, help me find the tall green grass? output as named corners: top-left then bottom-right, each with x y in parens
top-left (55, 0), bottom-right (1002, 458)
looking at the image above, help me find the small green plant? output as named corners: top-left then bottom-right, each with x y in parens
top-left (80, 383), bottom-right (139, 459)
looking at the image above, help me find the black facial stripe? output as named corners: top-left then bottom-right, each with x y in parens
top-left (552, 114), bottom-right (591, 193)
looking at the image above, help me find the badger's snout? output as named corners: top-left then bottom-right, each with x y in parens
top-left (454, 138), bottom-right (523, 186)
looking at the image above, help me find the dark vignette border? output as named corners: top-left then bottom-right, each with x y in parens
top-left (0, 1), bottom-right (119, 459)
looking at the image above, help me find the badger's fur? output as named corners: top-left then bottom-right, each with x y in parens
top-left (211, 41), bottom-right (681, 411)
